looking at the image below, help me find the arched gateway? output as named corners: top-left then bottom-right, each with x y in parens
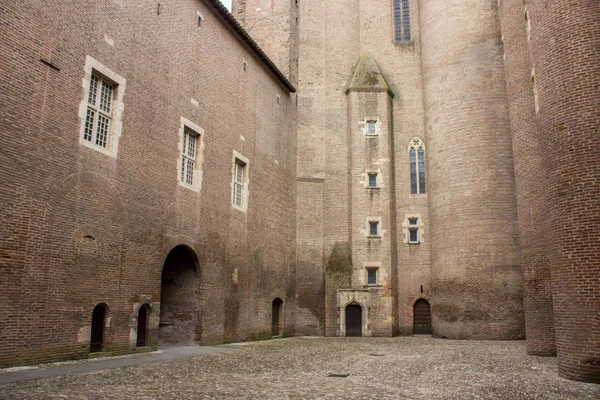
top-left (159, 245), bottom-right (200, 345)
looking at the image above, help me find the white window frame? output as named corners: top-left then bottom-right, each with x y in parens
top-left (177, 117), bottom-right (205, 192)
top-left (232, 151), bottom-right (250, 212)
top-left (78, 56), bottom-right (125, 158)
top-left (360, 117), bottom-right (381, 137)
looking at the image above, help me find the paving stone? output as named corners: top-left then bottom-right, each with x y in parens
top-left (1, 337), bottom-right (598, 399)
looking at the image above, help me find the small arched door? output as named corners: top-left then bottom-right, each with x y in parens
top-left (345, 304), bottom-right (362, 337)
top-left (137, 305), bottom-right (149, 347)
top-left (272, 298), bottom-right (283, 336)
top-left (413, 299), bottom-right (432, 334)
top-left (90, 305), bottom-right (106, 353)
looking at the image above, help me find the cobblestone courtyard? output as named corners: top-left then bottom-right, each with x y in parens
top-left (1, 337), bottom-right (598, 399)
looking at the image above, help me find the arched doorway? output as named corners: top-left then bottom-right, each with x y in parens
top-left (136, 304), bottom-right (149, 347)
top-left (90, 304), bottom-right (106, 353)
top-left (159, 245), bottom-right (200, 345)
top-left (272, 298), bottom-right (283, 336)
top-left (414, 299), bottom-right (432, 334)
top-left (345, 304), bottom-right (362, 337)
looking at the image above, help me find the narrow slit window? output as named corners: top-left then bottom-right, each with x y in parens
top-left (409, 138), bottom-right (426, 195)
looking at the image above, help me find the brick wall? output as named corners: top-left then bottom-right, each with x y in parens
top-left (0, 0), bottom-right (297, 366)
top-left (420, 0), bottom-right (524, 339)
top-left (523, 0), bottom-right (600, 383)
top-left (498, 0), bottom-right (555, 357)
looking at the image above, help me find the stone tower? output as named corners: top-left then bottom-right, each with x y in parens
top-left (499, 0), bottom-right (600, 383)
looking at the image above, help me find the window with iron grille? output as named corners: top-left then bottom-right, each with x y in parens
top-left (233, 159), bottom-right (246, 208)
top-left (409, 138), bottom-right (426, 195)
top-left (393, 0), bottom-right (411, 43)
top-left (180, 128), bottom-right (198, 186)
top-left (84, 74), bottom-right (114, 149)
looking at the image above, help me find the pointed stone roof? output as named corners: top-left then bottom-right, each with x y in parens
top-left (346, 53), bottom-right (394, 97)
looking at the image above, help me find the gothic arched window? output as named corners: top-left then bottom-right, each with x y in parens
top-left (409, 138), bottom-right (426, 195)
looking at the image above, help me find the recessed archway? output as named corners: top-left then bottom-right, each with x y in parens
top-left (159, 245), bottom-right (200, 345)
top-left (345, 304), bottom-right (362, 337)
top-left (90, 304), bottom-right (107, 353)
top-left (136, 304), bottom-right (150, 347)
top-left (271, 298), bottom-right (283, 336)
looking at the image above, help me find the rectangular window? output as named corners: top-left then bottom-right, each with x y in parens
top-left (408, 218), bottom-right (419, 244)
top-left (367, 268), bottom-right (378, 285)
top-left (368, 173), bottom-right (378, 188)
top-left (181, 128), bottom-right (198, 186)
top-left (366, 120), bottom-right (377, 136)
top-left (233, 159), bottom-right (246, 208)
top-left (84, 74), bottom-right (114, 149)
top-left (393, 0), bottom-right (411, 43)
top-left (369, 221), bottom-right (379, 236)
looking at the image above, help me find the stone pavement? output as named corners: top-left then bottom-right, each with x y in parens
top-left (0, 346), bottom-right (233, 385)
top-left (0, 337), bottom-right (598, 399)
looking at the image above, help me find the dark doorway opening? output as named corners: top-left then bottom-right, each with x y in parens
top-left (90, 304), bottom-right (106, 353)
top-left (272, 298), bottom-right (283, 336)
top-left (345, 304), bottom-right (362, 337)
top-left (414, 299), bottom-right (432, 334)
top-left (137, 304), bottom-right (149, 347)
top-left (159, 245), bottom-right (200, 345)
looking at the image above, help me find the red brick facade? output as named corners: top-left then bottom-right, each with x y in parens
top-left (0, 0), bottom-right (296, 366)
top-left (1, 0), bottom-right (598, 384)
top-left (499, 0), bottom-right (600, 383)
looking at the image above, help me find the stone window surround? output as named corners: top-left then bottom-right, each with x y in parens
top-left (362, 262), bottom-right (385, 287)
top-left (408, 137), bottom-right (427, 196)
top-left (364, 216), bottom-right (384, 239)
top-left (363, 168), bottom-right (382, 189)
top-left (177, 117), bottom-right (205, 192)
top-left (359, 116), bottom-right (381, 137)
top-left (231, 150), bottom-right (250, 212)
top-left (403, 214), bottom-right (423, 245)
top-left (78, 56), bottom-right (126, 158)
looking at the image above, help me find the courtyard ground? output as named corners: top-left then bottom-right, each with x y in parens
top-left (0, 337), bottom-right (598, 399)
